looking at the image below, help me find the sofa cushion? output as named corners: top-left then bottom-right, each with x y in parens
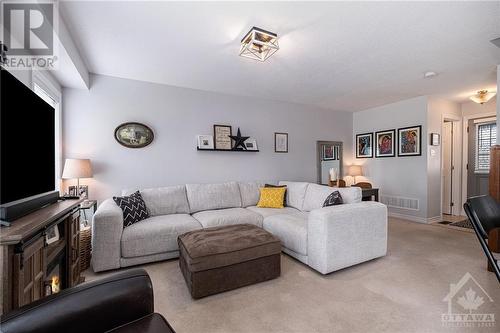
top-left (302, 183), bottom-right (362, 211)
top-left (113, 191), bottom-right (150, 227)
top-left (122, 185), bottom-right (190, 216)
top-left (323, 190), bottom-right (343, 207)
top-left (278, 181), bottom-right (309, 210)
top-left (186, 182), bottom-right (242, 213)
top-left (264, 184), bottom-right (287, 206)
top-left (246, 206), bottom-right (300, 218)
top-left (263, 213), bottom-right (308, 256)
top-left (121, 214), bottom-right (202, 258)
top-left (238, 181), bottom-right (263, 207)
top-left (192, 208), bottom-right (263, 228)
top-left (257, 187), bottom-right (286, 208)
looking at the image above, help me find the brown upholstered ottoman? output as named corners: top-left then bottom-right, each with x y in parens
top-left (178, 224), bottom-right (281, 299)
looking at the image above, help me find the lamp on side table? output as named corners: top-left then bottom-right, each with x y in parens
top-left (62, 158), bottom-right (93, 198)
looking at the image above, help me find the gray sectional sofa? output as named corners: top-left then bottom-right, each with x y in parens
top-left (92, 181), bottom-right (388, 274)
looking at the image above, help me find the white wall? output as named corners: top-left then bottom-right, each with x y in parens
top-left (462, 99), bottom-right (497, 118)
top-left (63, 74), bottom-right (353, 202)
top-left (353, 96), bottom-right (429, 221)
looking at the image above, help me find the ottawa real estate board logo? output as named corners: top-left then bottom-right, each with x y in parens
top-left (442, 272), bottom-right (495, 328)
top-left (1, 1), bottom-right (58, 70)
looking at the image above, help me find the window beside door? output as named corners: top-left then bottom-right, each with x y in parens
top-left (475, 121), bottom-right (497, 172)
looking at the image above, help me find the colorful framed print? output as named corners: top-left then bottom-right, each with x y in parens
top-left (375, 129), bottom-right (395, 158)
top-left (323, 145), bottom-right (335, 160)
top-left (398, 125), bottom-right (422, 156)
top-left (356, 133), bottom-right (373, 158)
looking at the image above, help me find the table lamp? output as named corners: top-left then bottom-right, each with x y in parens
top-left (62, 158), bottom-right (93, 198)
top-left (348, 165), bottom-right (363, 184)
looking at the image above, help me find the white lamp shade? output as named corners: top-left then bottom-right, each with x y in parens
top-left (62, 159), bottom-right (93, 179)
top-left (349, 165), bottom-right (363, 177)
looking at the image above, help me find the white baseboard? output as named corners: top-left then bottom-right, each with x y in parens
top-left (388, 212), bottom-right (441, 224)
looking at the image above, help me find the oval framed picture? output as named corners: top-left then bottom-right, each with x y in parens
top-left (114, 122), bottom-right (154, 148)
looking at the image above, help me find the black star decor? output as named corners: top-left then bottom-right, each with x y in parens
top-left (229, 127), bottom-right (250, 150)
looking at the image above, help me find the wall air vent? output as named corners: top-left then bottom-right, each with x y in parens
top-left (380, 195), bottom-right (419, 211)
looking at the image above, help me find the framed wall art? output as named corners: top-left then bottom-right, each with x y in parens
top-left (244, 137), bottom-right (258, 151)
top-left (356, 133), bottom-right (373, 158)
top-left (323, 145), bottom-right (335, 160)
top-left (114, 122), bottom-right (154, 148)
top-left (274, 132), bottom-right (288, 153)
top-left (197, 135), bottom-right (214, 149)
top-left (213, 125), bottom-right (232, 150)
top-left (398, 125), bottom-right (422, 156)
top-left (375, 129), bottom-right (395, 158)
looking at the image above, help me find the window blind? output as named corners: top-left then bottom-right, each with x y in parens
top-left (475, 122), bottom-right (497, 171)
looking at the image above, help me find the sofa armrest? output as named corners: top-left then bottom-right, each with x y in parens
top-left (307, 202), bottom-right (387, 274)
top-left (91, 198), bottom-right (124, 272)
top-left (0, 269), bottom-right (153, 333)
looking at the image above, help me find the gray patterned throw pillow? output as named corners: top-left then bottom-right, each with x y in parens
top-left (323, 191), bottom-right (343, 207)
top-left (113, 191), bottom-right (150, 227)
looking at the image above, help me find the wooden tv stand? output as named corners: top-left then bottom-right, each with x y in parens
top-left (0, 198), bottom-right (83, 315)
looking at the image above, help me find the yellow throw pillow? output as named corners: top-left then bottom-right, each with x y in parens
top-left (257, 187), bottom-right (286, 209)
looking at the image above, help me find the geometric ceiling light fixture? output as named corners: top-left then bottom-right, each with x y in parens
top-left (239, 27), bottom-right (279, 62)
top-left (470, 90), bottom-right (496, 104)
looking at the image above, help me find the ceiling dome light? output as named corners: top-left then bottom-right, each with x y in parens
top-left (239, 27), bottom-right (279, 62)
top-left (424, 71), bottom-right (437, 78)
top-left (470, 90), bottom-right (496, 104)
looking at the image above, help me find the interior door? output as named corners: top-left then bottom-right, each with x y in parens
top-left (442, 121), bottom-right (453, 214)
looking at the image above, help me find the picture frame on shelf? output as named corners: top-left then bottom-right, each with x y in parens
top-left (68, 185), bottom-right (77, 197)
top-left (79, 185), bottom-right (88, 199)
top-left (274, 132), bottom-right (288, 153)
top-left (213, 125), bottom-right (232, 150)
top-left (244, 137), bottom-right (258, 151)
top-left (398, 125), bottom-right (422, 156)
top-left (375, 129), bottom-right (396, 158)
top-left (356, 133), bottom-right (373, 158)
top-left (197, 135), bottom-right (214, 149)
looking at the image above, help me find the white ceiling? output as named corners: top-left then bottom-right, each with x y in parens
top-left (60, 1), bottom-right (500, 112)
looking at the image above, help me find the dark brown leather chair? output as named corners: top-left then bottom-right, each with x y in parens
top-left (0, 269), bottom-right (175, 333)
top-left (464, 195), bottom-right (500, 283)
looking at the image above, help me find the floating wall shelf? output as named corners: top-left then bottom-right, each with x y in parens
top-left (196, 148), bottom-right (259, 152)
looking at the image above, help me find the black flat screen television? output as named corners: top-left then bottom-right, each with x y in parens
top-left (1, 69), bottom-right (56, 208)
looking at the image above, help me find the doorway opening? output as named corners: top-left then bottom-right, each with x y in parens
top-left (440, 116), bottom-right (462, 220)
top-left (442, 121), bottom-right (454, 215)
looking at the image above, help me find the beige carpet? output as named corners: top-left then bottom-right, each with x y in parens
top-left (84, 218), bottom-right (500, 333)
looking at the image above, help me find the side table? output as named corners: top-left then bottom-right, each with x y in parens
top-left (79, 200), bottom-right (97, 272)
top-left (361, 188), bottom-right (379, 202)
